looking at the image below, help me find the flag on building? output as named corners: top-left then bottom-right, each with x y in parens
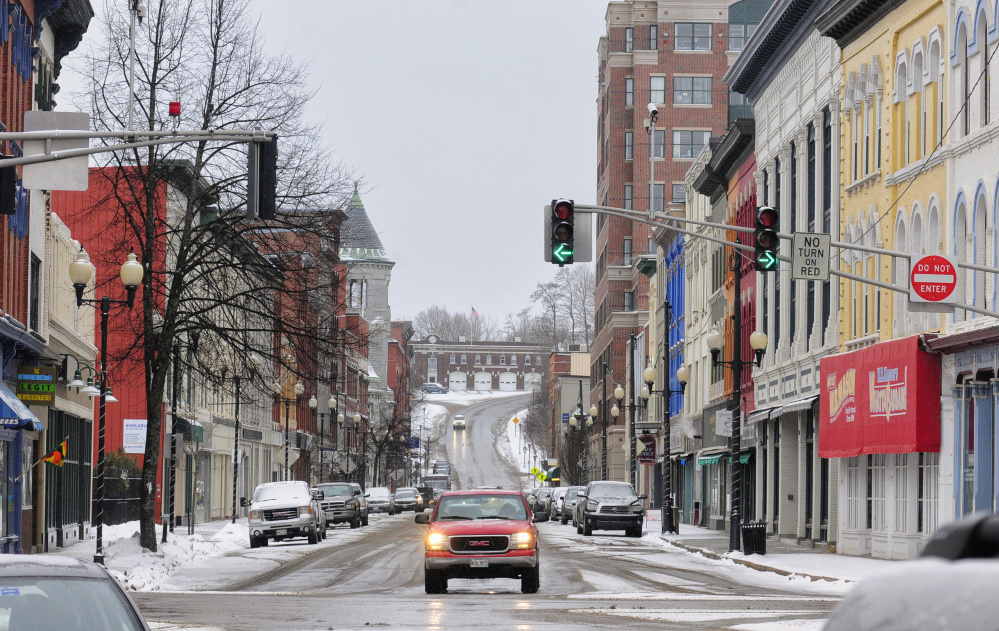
top-left (471, 307), bottom-right (479, 319)
top-left (42, 440), bottom-right (67, 468)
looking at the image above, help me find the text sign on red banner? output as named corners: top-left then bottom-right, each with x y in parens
top-left (910, 254), bottom-right (958, 303)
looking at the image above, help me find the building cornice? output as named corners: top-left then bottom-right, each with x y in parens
top-left (815, 0), bottom-right (906, 48)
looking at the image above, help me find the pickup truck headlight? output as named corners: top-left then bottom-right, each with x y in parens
top-left (426, 532), bottom-right (449, 551)
top-left (513, 532), bottom-right (533, 549)
top-left (587, 501), bottom-right (598, 511)
top-left (249, 510), bottom-right (261, 520)
top-left (299, 506), bottom-right (313, 517)
top-left (632, 503), bottom-right (643, 513)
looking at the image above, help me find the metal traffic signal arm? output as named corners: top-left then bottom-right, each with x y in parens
top-left (573, 203), bottom-right (999, 321)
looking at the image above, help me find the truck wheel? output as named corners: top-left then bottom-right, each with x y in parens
top-left (362, 515), bottom-right (369, 526)
top-left (521, 566), bottom-right (540, 594)
top-left (308, 530), bottom-right (319, 545)
top-left (425, 568), bottom-right (447, 594)
top-left (350, 517), bottom-right (360, 529)
top-left (583, 521), bottom-right (592, 536)
top-left (249, 536), bottom-right (259, 549)
top-left (560, 513), bottom-right (568, 525)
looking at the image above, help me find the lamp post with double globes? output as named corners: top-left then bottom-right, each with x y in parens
top-left (706, 326), bottom-right (768, 551)
top-left (610, 384), bottom-right (624, 479)
top-left (353, 412), bottom-right (362, 484)
top-left (642, 361), bottom-right (689, 534)
top-left (271, 380), bottom-right (306, 481)
top-left (69, 248), bottom-right (143, 566)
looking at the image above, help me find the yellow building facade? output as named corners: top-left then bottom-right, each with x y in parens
top-left (827, 0), bottom-right (948, 351)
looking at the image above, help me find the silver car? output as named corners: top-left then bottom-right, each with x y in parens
top-left (365, 486), bottom-right (397, 514)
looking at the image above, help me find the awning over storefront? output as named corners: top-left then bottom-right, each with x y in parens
top-left (697, 446), bottom-right (728, 465)
top-left (748, 407), bottom-right (778, 424)
top-left (0, 383), bottom-right (43, 431)
top-left (819, 334), bottom-right (941, 458)
top-left (781, 395), bottom-right (818, 414)
top-left (698, 454), bottom-right (722, 465)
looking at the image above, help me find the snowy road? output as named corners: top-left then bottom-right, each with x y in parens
top-left (132, 393), bottom-right (840, 630)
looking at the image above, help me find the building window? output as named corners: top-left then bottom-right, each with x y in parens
top-left (672, 183), bottom-right (685, 203)
top-left (653, 184), bottom-right (665, 213)
top-left (500, 355), bottom-right (506, 365)
top-left (22, 438), bottom-right (32, 509)
top-left (428, 355), bottom-right (438, 371)
top-left (486, 354), bottom-right (492, 365)
top-left (673, 130), bottom-right (711, 159)
top-left (461, 353), bottom-right (467, 364)
top-left (625, 27), bottom-right (633, 53)
top-left (624, 184), bottom-right (633, 210)
top-left (675, 23), bottom-right (711, 51)
top-left (625, 77), bottom-right (634, 107)
top-left (807, 123), bottom-right (816, 231)
top-left (29, 254), bottom-right (41, 332)
top-left (673, 76), bottom-right (712, 105)
top-left (728, 23), bottom-right (757, 51)
top-left (648, 236), bottom-right (655, 254)
top-left (475, 354), bottom-right (481, 365)
top-left (654, 129), bottom-right (666, 158)
top-left (650, 76), bottom-right (666, 104)
top-left (624, 238), bottom-right (633, 266)
top-left (449, 353), bottom-right (456, 364)
top-left (918, 452), bottom-right (939, 534)
top-left (510, 355), bottom-right (517, 365)
top-left (650, 25), bottom-right (658, 50)
top-left (623, 291), bottom-right (635, 312)
top-left (625, 131), bottom-right (634, 160)
top-left (525, 355), bottom-right (531, 366)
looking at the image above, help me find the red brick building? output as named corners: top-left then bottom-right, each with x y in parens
top-left (592, 0), bottom-right (757, 480)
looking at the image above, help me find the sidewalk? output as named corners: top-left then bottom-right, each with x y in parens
top-left (650, 520), bottom-right (898, 584)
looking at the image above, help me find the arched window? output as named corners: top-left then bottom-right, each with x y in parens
top-left (977, 10), bottom-right (990, 126)
top-left (954, 195), bottom-right (969, 320)
top-left (911, 48), bottom-right (925, 159)
top-left (974, 189), bottom-right (988, 313)
top-left (895, 55), bottom-right (910, 165)
top-left (909, 206), bottom-right (924, 332)
top-left (928, 36), bottom-right (943, 145)
top-left (894, 211), bottom-right (909, 336)
top-left (959, 23), bottom-right (970, 135)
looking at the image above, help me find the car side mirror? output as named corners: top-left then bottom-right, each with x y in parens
top-left (637, 494), bottom-right (648, 501)
top-left (353, 490), bottom-right (362, 496)
top-left (364, 492), bottom-right (370, 497)
top-left (312, 490), bottom-right (325, 501)
top-left (240, 497), bottom-right (248, 508)
top-left (415, 513), bottom-right (431, 525)
top-left (533, 511), bottom-right (550, 523)
top-left (577, 494), bottom-right (587, 500)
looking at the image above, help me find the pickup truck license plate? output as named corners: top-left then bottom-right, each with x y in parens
top-left (275, 529), bottom-right (288, 535)
top-left (470, 559), bottom-right (489, 568)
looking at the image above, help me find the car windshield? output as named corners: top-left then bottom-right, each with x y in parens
top-left (253, 485), bottom-right (308, 502)
top-left (0, 577), bottom-right (144, 630)
top-left (396, 489), bottom-right (417, 497)
top-left (588, 483), bottom-right (637, 498)
top-left (566, 489), bottom-right (580, 500)
top-left (316, 484), bottom-right (352, 497)
top-left (368, 487), bottom-right (391, 498)
top-left (537, 489), bottom-right (552, 498)
top-left (436, 494), bottom-right (528, 521)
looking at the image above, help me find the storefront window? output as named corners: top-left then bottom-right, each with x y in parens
top-left (0, 440), bottom-right (9, 537)
top-left (962, 397), bottom-right (975, 516)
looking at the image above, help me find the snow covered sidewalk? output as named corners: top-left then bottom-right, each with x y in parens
top-left (650, 522), bottom-right (899, 584)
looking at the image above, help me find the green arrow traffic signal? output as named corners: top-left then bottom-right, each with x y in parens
top-left (553, 243), bottom-right (573, 263)
top-left (756, 251), bottom-right (778, 270)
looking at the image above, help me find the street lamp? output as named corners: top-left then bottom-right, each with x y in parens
top-left (644, 359), bottom-right (689, 534)
top-left (309, 395), bottom-right (318, 483)
top-left (707, 326), bottom-right (768, 551)
top-left (70, 247), bottom-right (143, 566)
top-left (230, 353), bottom-right (262, 524)
top-left (353, 412), bottom-right (362, 484)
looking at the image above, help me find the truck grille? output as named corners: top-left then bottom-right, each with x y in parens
top-left (449, 536), bottom-right (509, 553)
top-left (322, 500), bottom-right (345, 511)
top-left (599, 505), bottom-right (630, 514)
top-left (263, 508), bottom-right (298, 521)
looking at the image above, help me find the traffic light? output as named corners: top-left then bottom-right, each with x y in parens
top-left (550, 198), bottom-right (574, 265)
top-left (1, 157), bottom-right (16, 216)
top-left (754, 206), bottom-right (779, 272)
top-left (247, 135), bottom-right (278, 220)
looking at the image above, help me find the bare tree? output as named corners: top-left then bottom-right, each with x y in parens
top-left (69, 0), bottom-right (354, 551)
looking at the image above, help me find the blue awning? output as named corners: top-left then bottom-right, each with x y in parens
top-left (0, 383), bottom-right (43, 431)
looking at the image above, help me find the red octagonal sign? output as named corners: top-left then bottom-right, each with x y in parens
top-left (910, 254), bottom-right (958, 303)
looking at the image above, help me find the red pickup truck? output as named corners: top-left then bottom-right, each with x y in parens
top-left (415, 489), bottom-right (547, 594)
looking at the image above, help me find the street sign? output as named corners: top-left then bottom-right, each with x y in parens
top-left (22, 111), bottom-right (90, 191)
top-left (512, 416), bottom-right (520, 425)
top-left (715, 409), bottom-right (733, 437)
top-left (636, 434), bottom-right (656, 465)
top-left (791, 233), bottom-right (831, 281)
top-left (406, 437), bottom-right (420, 449)
top-left (910, 254), bottom-right (958, 303)
top-left (16, 366), bottom-right (57, 406)
top-left (529, 466), bottom-right (547, 482)
top-left (561, 413), bottom-right (569, 424)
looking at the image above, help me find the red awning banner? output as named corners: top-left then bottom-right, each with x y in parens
top-left (819, 335), bottom-right (941, 458)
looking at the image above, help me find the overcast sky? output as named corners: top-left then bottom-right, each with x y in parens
top-left (62, 0), bottom-right (607, 323)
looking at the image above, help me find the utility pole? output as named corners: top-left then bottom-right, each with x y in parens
top-left (627, 334), bottom-right (636, 489)
top-left (729, 242), bottom-right (744, 552)
top-left (601, 362), bottom-right (609, 481)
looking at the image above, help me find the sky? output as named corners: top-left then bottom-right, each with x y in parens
top-left (60, 0), bottom-right (608, 323)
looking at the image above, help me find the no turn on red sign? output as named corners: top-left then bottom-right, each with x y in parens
top-left (910, 254), bottom-right (959, 303)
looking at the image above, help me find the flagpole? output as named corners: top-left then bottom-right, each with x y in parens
top-left (13, 436), bottom-right (69, 482)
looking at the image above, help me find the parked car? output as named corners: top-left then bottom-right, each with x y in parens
top-left (551, 488), bottom-right (568, 517)
top-left (415, 490), bottom-right (547, 594)
top-left (417, 486), bottom-right (436, 509)
top-left (366, 486), bottom-right (396, 513)
top-left (0, 555), bottom-right (152, 630)
top-left (314, 482), bottom-right (364, 528)
top-left (561, 486), bottom-right (585, 525)
top-left (452, 414), bottom-right (466, 430)
top-left (423, 383), bottom-right (449, 394)
top-left (247, 481), bottom-right (324, 547)
top-left (394, 487), bottom-right (425, 512)
top-left (577, 480), bottom-right (646, 538)
top-left (531, 487), bottom-right (554, 514)
top-left (349, 482), bottom-right (370, 526)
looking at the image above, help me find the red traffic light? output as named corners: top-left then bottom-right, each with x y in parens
top-left (758, 206), bottom-right (778, 228)
top-left (554, 199), bottom-right (573, 220)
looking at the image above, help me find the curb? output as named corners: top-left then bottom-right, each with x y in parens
top-left (661, 538), bottom-right (846, 583)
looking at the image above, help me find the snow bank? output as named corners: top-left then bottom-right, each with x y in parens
top-left (502, 408), bottom-right (531, 475)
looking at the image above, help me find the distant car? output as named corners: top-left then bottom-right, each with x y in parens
top-left (423, 383), bottom-right (449, 394)
top-left (366, 486), bottom-right (396, 513)
top-left (0, 555), bottom-right (152, 629)
top-left (561, 486), bottom-right (585, 525)
top-left (314, 482), bottom-right (363, 528)
top-left (531, 487), bottom-right (554, 514)
top-left (577, 480), bottom-right (646, 538)
top-left (349, 482), bottom-right (370, 526)
top-left (551, 488), bottom-right (568, 517)
top-left (415, 489), bottom-right (547, 594)
top-left (417, 486), bottom-right (436, 509)
top-left (248, 481), bottom-right (324, 547)
top-left (394, 487), bottom-right (425, 512)
top-left (452, 414), bottom-right (466, 430)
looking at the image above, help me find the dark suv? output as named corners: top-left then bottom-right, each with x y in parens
top-left (314, 482), bottom-right (363, 528)
top-left (577, 481), bottom-right (646, 537)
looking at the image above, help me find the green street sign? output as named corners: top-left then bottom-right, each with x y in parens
top-left (553, 243), bottom-right (573, 263)
top-left (756, 251), bottom-right (778, 270)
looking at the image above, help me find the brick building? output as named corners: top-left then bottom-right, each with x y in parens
top-left (592, 0), bottom-right (767, 483)
top-left (410, 337), bottom-right (549, 392)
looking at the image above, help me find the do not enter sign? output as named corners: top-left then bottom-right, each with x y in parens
top-left (910, 254), bottom-right (959, 303)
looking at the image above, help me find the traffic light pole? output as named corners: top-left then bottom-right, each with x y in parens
top-left (729, 242), bottom-right (744, 553)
